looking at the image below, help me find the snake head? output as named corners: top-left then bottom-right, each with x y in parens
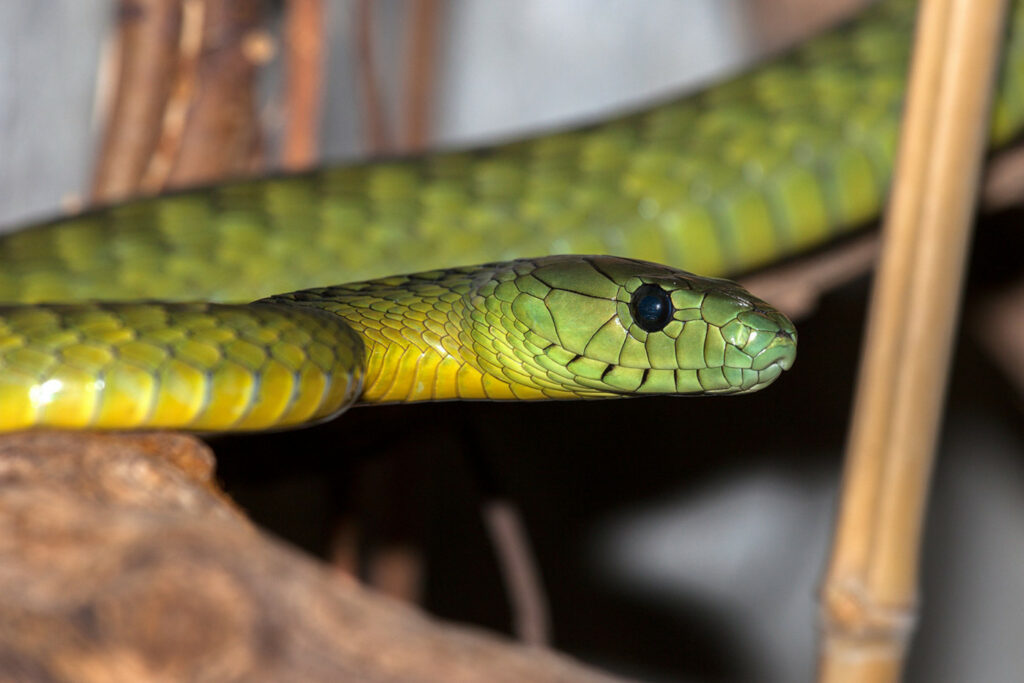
top-left (471, 255), bottom-right (797, 397)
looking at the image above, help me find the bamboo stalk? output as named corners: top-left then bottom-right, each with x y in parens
top-left (818, 0), bottom-right (1009, 681)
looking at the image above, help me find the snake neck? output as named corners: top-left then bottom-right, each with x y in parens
top-left (260, 264), bottom-right (547, 403)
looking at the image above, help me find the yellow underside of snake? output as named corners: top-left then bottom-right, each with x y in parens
top-left (0, 255), bottom-right (797, 432)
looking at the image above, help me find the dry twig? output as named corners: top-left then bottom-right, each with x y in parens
top-left (282, 0), bottom-right (325, 170)
top-left (747, 0), bottom-right (873, 52)
top-left (90, 0), bottom-right (183, 202)
top-left (354, 0), bottom-right (392, 153)
top-left (482, 500), bottom-right (551, 646)
top-left (401, 0), bottom-right (442, 151)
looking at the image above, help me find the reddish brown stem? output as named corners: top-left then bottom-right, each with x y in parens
top-left (90, 0), bottom-right (183, 203)
top-left (402, 0), bottom-right (442, 151)
top-left (282, 0), bottom-right (326, 170)
top-left (354, 0), bottom-right (392, 153)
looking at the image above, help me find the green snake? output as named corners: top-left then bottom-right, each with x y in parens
top-left (0, 256), bottom-right (796, 430)
top-left (0, 0), bottom-right (1021, 431)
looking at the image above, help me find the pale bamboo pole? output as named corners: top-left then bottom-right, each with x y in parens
top-left (817, 0), bottom-right (1009, 681)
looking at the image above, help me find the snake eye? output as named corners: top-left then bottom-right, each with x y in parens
top-left (630, 284), bottom-right (673, 332)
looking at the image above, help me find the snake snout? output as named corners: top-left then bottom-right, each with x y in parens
top-left (766, 330), bottom-right (797, 371)
top-left (747, 323), bottom-right (797, 377)
top-left (717, 301), bottom-right (797, 392)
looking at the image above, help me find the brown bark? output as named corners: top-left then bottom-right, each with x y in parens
top-left (0, 432), bottom-right (626, 683)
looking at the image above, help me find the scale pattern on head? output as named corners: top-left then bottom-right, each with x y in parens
top-left (467, 256), bottom-right (796, 397)
top-left (268, 255), bottom-right (796, 402)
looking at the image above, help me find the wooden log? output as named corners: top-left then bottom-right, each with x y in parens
top-left (0, 432), bottom-right (626, 683)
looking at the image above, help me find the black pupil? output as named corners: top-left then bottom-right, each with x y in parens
top-left (630, 284), bottom-right (672, 332)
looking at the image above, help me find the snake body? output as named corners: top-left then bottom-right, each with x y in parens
top-left (2, 0), bottom-right (1023, 431)
top-left (0, 256), bottom-right (796, 431)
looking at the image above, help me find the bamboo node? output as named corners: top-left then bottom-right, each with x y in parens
top-left (821, 579), bottom-right (917, 645)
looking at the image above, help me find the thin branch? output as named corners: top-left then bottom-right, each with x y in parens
top-left (282, 0), bottom-right (326, 170)
top-left (482, 499), bottom-right (551, 646)
top-left (401, 0), bottom-right (442, 151)
top-left (971, 278), bottom-right (1024, 396)
top-left (746, 0), bottom-right (874, 52)
top-left (981, 143), bottom-right (1024, 209)
top-left (90, 0), bottom-right (183, 203)
top-left (354, 0), bottom-right (392, 153)
top-left (740, 233), bottom-right (879, 321)
top-left (137, 0), bottom-right (206, 193)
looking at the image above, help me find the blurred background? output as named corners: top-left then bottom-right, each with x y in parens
top-left (2, 2), bottom-right (1024, 681)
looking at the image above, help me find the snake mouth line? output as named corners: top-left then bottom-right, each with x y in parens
top-left (730, 361), bottom-right (791, 395)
